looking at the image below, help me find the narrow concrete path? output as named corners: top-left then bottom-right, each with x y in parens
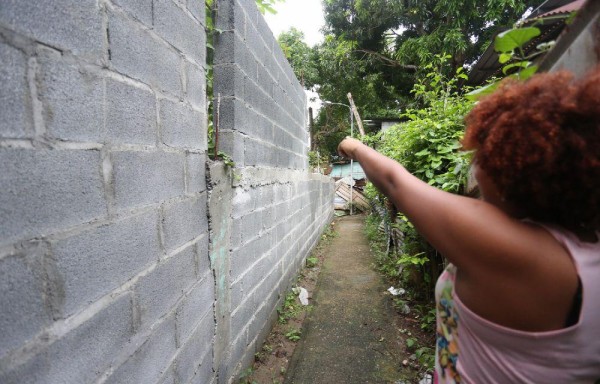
top-left (285, 215), bottom-right (405, 384)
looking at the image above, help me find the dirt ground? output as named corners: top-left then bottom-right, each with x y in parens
top-left (243, 215), bottom-right (433, 384)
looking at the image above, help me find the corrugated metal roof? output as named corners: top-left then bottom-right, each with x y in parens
top-left (329, 162), bottom-right (366, 179)
top-left (529, 0), bottom-right (582, 18)
top-left (467, 0), bottom-right (585, 86)
top-left (536, 0), bottom-right (586, 18)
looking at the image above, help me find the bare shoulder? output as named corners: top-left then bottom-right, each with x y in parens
top-left (450, 208), bottom-right (579, 331)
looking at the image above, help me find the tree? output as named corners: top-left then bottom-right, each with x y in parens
top-left (324, 0), bottom-right (547, 74)
top-left (277, 28), bottom-right (319, 88)
top-left (294, 0), bottom-right (547, 156)
top-left (255, 0), bottom-right (285, 14)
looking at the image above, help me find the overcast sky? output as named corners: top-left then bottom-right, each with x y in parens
top-left (264, 0), bottom-right (325, 47)
top-left (264, 0), bottom-right (326, 113)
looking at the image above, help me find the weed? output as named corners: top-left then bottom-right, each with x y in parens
top-left (406, 337), bottom-right (417, 350)
top-left (306, 256), bottom-right (318, 268)
top-left (217, 151), bottom-right (235, 168)
top-left (420, 307), bottom-right (436, 332)
top-left (277, 291), bottom-right (300, 324)
top-left (238, 367), bottom-right (257, 384)
top-left (319, 223), bottom-right (338, 245)
top-left (254, 351), bottom-right (264, 363)
top-left (415, 346), bottom-right (435, 369)
top-left (285, 328), bottom-right (301, 342)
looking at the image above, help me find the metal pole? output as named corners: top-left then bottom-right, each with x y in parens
top-left (323, 101), bottom-right (355, 215)
top-left (349, 106), bottom-right (353, 216)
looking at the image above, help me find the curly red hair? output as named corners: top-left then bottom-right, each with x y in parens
top-left (463, 66), bottom-right (600, 232)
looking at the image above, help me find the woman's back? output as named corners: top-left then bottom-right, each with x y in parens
top-left (435, 225), bottom-right (600, 383)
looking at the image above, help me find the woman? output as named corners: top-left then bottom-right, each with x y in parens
top-left (337, 67), bottom-right (600, 383)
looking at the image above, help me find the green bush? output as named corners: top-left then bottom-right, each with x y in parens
top-left (376, 55), bottom-right (473, 194)
top-left (365, 54), bottom-right (473, 298)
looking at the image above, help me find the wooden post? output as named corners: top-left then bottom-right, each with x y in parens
top-left (308, 107), bottom-right (315, 150)
top-left (347, 92), bottom-right (366, 137)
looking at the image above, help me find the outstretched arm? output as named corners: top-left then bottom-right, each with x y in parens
top-left (339, 138), bottom-right (580, 331)
top-left (337, 138), bottom-right (562, 277)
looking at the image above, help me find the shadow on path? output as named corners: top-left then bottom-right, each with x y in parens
top-left (284, 215), bottom-right (406, 384)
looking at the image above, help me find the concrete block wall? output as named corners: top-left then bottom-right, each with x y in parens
top-left (0, 1), bottom-right (212, 384)
top-left (214, 0), bottom-right (308, 170)
top-left (1, 0), bottom-right (334, 383)
top-left (211, 0), bottom-right (334, 381)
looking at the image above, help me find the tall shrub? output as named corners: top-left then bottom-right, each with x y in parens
top-left (367, 55), bottom-right (474, 298)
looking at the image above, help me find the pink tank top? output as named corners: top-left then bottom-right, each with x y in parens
top-left (434, 224), bottom-right (600, 383)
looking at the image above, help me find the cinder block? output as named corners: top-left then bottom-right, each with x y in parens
top-left (176, 276), bottom-right (214, 345)
top-left (0, 0), bottom-right (103, 60)
top-left (241, 209), bottom-right (262, 244)
top-left (196, 234), bottom-right (210, 276)
top-left (231, 187), bottom-right (254, 219)
top-left (187, 0), bottom-right (206, 25)
top-left (236, 0), bottom-right (260, 28)
top-left (111, 0), bottom-right (153, 26)
top-left (186, 61), bottom-right (207, 110)
top-left (50, 293), bottom-right (133, 383)
top-left (272, 186), bottom-right (285, 206)
top-left (214, 0), bottom-right (245, 33)
top-left (176, 312), bottom-right (214, 383)
top-left (216, 96), bottom-right (242, 133)
top-left (106, 78), bottom-right (156, 145)
top-left (0, 293), bottom-right (134, 384)
top-left (161, 194), bottom-right (208, 253)
top-left (218, 331), bottom-right (250, 383)
top-left (259, 186), bottom-right (274, 207)
top-left (241, 75), bottom-right (259, 108)
top-left (213, 64), bottom-right (245, 99)
top-left (245, 22), bottom-right (262, 56)
top-left (159, 98), bottom-right (206, 150)
top-left (0, 244), bottom-right (50, 358)
top-left (261, 206), bottom-right (274, 231)
top-left (230, 297), bottom-right (254, 336)
top-left (248, 298), bottom-right (271, 342)
top-left (158, 366), bottom-right (177, 384)
top-left (244, 137), bottom-right (268, 166)
top-left (108, 11), bottom-right (182, 96)
top-left (217, 130), bottom-right (245, 166)
top-left (214, 30), bottom-right (252, 70)
top-left (248, 252), bottom-right (271, 288)
top-left (230, 243), bottom-right (256, 281)
top-left (186, 152), bottom-right (207, 194)
top-left (189, 347), bottom-right (214, 384)
top-left (231, 216), bottom-right (243, 250)
top-left (154, 0), bottom-right (205, 65)
top-left (112, 150), bottom-right (184, 211)
top-left (51, 210), bottom-right (160, 317)
top-left (230, 278), bottom-right (244, 310)
top-left (273, 127), bottom-right (289, 150)
top-left (0, 148), bottom-right (106, 247)
top-left (106, 315), bottom-right (177, 384)
top-left (37, 50), bottom-right (104, 142)
top-left (135, 246), bottom-right (197, 328)
top-left (0, 42), bottom-right (31, 139)
top-left (255, 13), bottom-right (275, 51)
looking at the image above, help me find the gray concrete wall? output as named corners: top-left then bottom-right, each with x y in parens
top-left (0, 0), bottom-right (333, 383)
top-left (211, 0), bottom-right (333, 381)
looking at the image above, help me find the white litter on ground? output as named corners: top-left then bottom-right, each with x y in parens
top-left (293, 287), bottom-right (310, 305)
top-left (387, 286), bottom-right (406, 296)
